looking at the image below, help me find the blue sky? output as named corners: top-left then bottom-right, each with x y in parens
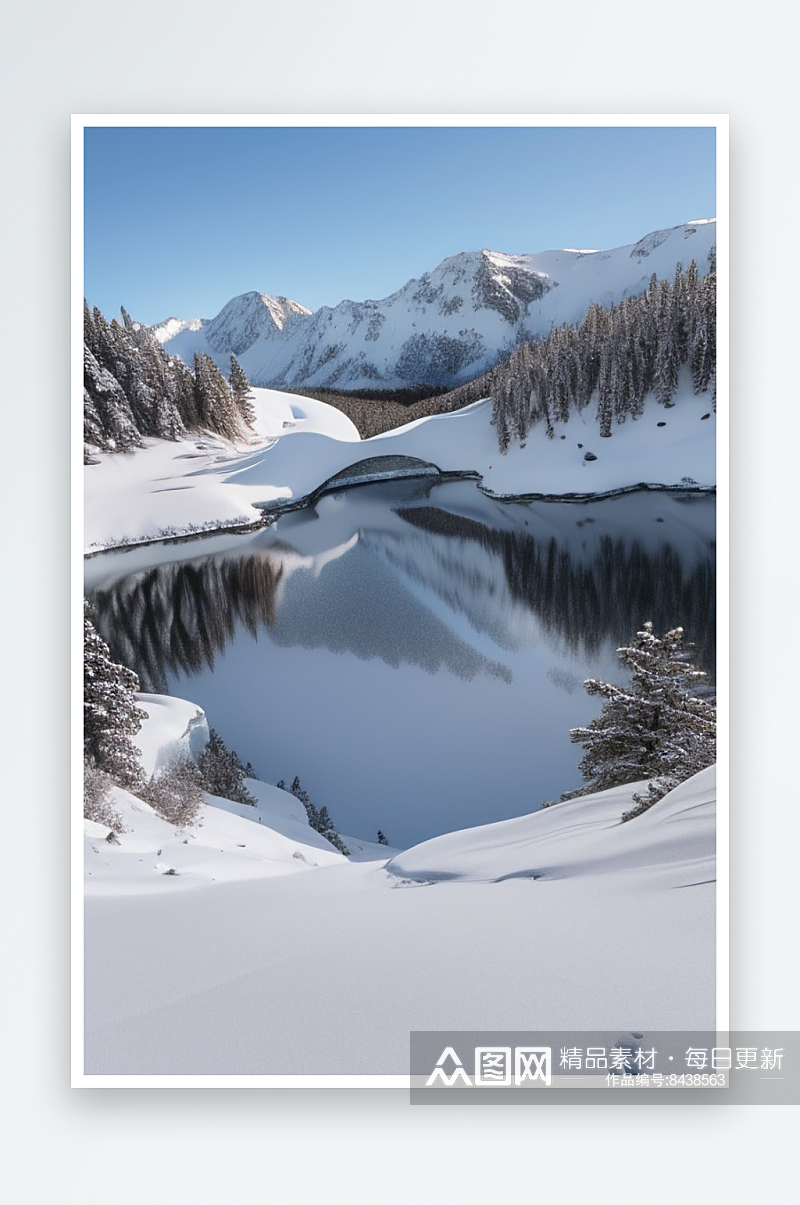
top-left (84, 125), bottom-right (716, 325)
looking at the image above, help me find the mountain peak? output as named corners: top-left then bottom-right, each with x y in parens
top-left (151, 316), bottom-right (205, 343)
top-left (204, 291), bottom-right (312, 356)
top-left (154, 219), bottom-right (716, 392)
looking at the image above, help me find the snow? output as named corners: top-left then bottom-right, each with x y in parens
top-left (150, 316), bottom-right (205, 342)
top-left (84, 782), bottom-right (344, 898)
top-left (84, 373), bottom-right (714, 553)
top-left (133, 693), bottom-right (210, 777)
top-left (83, 749), bottom-right (715, 1075)
top-left (83, 461), bottom-right (717, 1075)
top-left (211, 778), bottom-right (358, 857)
top-left (368, 374), bottom-right (715, 499)
top-left (81, 223), bottom-right (719, 1078)
top-left (83, 387), bottom-right (360, 552)
top-left (84, 218), bottom-right (716, 554)
top-left (387, 766), bottom-right (715, 888)
top-left (155, 221), bottom-right (716, 393)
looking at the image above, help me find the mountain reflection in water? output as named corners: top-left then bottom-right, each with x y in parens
top-left (85, 481), bottom-right (715, 845)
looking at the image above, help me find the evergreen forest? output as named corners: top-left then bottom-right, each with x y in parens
top-left (83, 302), bottom-right (256, 457)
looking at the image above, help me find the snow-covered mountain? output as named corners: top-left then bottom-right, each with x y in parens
top-left (152, 293), bottom-right (312, 356)
top-left (155, 220), bottom-right (716, 392)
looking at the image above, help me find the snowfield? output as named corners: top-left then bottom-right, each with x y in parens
top-left (84, 373), bottom-right (714, 553)
top-left (387, 766), bottom-right (715, 889)
top-left (83, 722), bottom-right (715, 1075)
top-left (84, 387), bottom-right (361, 552)
top-left (82, 232), bottom-right (719, 1078)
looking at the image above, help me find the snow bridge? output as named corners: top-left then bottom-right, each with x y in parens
top-left (257, 455), bottom-right (481, 522)
top-left (310, 454), bottom-right (444, 500)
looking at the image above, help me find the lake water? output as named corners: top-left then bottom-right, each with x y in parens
top-left (84, 480), bottom-right (715, 848)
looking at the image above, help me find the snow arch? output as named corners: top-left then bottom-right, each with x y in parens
top-left (312, 454), bottom-right (443, 499)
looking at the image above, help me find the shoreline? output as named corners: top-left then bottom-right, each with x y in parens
top-left (83, 473), bottom-right (716, 559)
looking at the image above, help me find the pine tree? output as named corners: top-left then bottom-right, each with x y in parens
top-left (654, 279), bottom-right (680, 407)
top-left (84, 600), bottom-right (146, 790)
top-left (490, 387), bottom-right (511, 454)
top-left (376, 830), bottom-right (389, 846)
top-left (689, 253), bottom-right (716, 398)
top-left (84, 304), bottom-right (187, 448)
top-left (482, 253), bottom-right (715, 454)
top-left (595, 342), bottom-right (614, 437)
top-left (84, 299), bottom-right (99, 358)
top-left (83, 347), bottom-right (141, 452)
top-left (194, 353), bottom-right (243, 440)
top-left (196, 729), bottom-right (256, 804)
top-left (560, 622), bottom-right (716, 816)
top-left (229, 355), bottom-right (257, 428)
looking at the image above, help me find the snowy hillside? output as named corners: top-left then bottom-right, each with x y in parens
top-left (156, 220), bottom-right (716, 392)
top-left (84, 374), bottom-right (714, 552)
top-left (135, 693), bottom-right (209, 778)
top-left (387, 766), bottom-right (715, 888)
top-left (84, 743), bottom-right (715, 1074)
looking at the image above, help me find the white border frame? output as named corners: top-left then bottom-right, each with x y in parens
top-left (72, 113), bottom-right (728, 1088)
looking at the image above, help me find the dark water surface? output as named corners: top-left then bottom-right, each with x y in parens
top-left (85, 480), bottom-right (715, 847)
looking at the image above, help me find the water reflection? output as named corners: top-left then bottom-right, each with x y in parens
top-left (85, 483), bottom-right (715, 844)
top-left (88, 486), bottom-right (715, 692)
top-left (397, 502), bottom-right (715, 673)
top-left (90, 554), bottom-right (284, 693)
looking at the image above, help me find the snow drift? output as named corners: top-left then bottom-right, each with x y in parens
top-left (84, 764), bottom-right (716, 1074)
top-left (386, 766), bottom-right (716, 888)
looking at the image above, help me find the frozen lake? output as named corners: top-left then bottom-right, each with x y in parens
top-left (85, 480), bottom-right (715, 847)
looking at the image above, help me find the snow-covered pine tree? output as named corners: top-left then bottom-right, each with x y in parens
top-left (671, 262), bottom-right (689, 365)
top-left (84, 600), bottom-right (146, 790)
top-left (84, 300), bottom-right (99, 358)
top-left (611, 305), bottom-right (634, 423)
top-left (196, 729), bottom-right (256, 804)
top-left (83, 347), bottom-right (142, 453)
top-left (479, 251), bottom-right (715, 454)
top-left (654, 278), bottom-right (679, 407)
top-left (110, 316), bottom-right (184, 440)
top-left (595, 341), bottom-right (614, 437)
top-left (193, 353), bottom-right (243, 440)
top-left (582, 301), bottom-right (607, 404)
top-left (690, 252), bottom-right (716, 399)
top-left (315, 806), bottom-right (351, 855)
top-left (84, 303), bottom-right (188, 447)
top-left (636, 279), bottom-right (659, 402)
top-left (229, 355), bottom-right (257, 428)
top-left (560, 622), bottom-right (715, 817)
top-left (127, 318), bottom-right (186, 440)
top-left (490, 383), bottom-right (512, 454)
top-left (551, 328), bottom-right (573, 425)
